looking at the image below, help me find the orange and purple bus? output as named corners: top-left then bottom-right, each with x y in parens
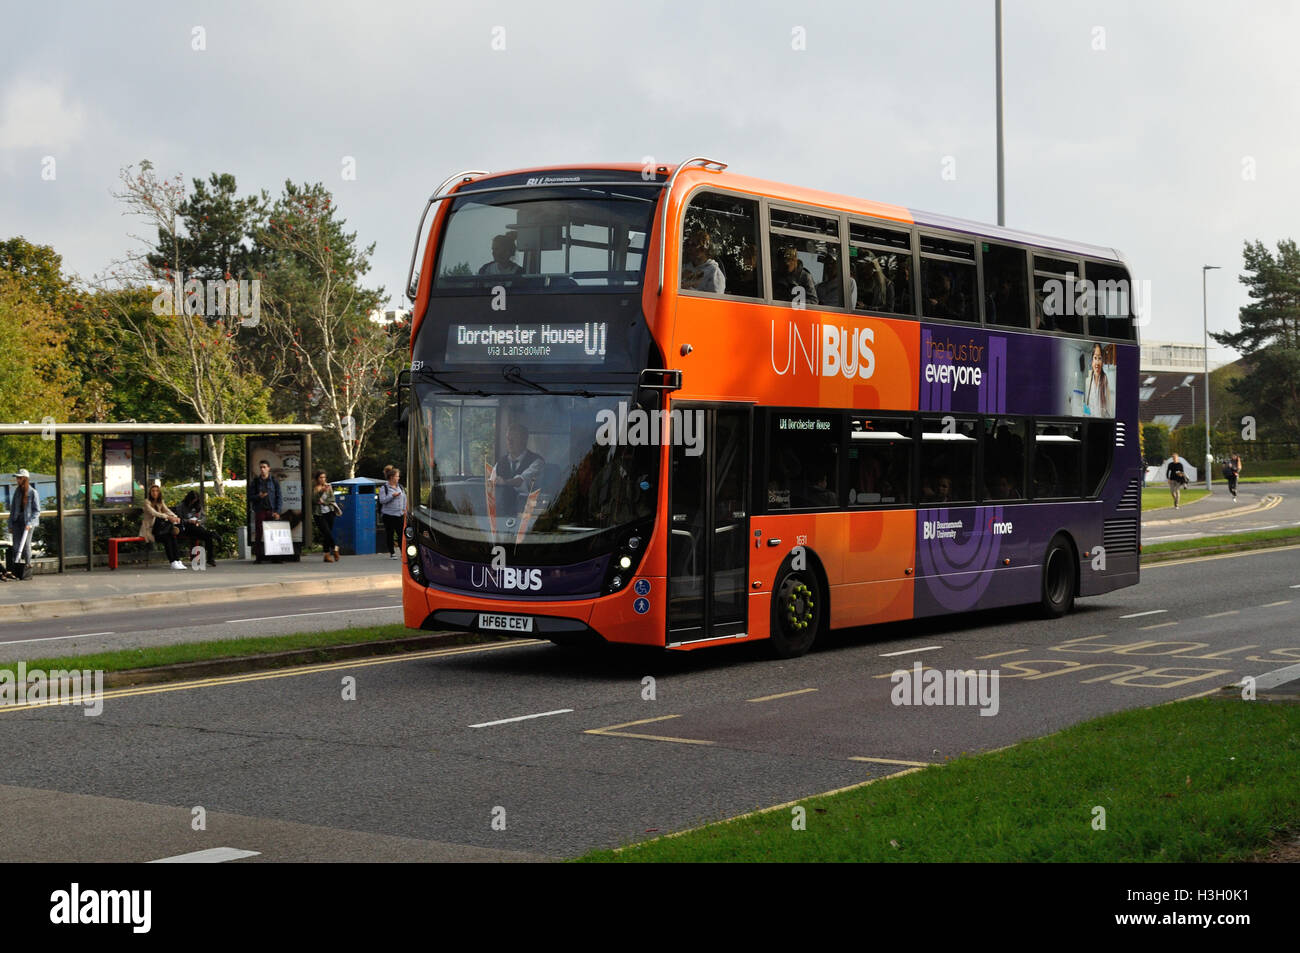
top-left (398, 158), bottom-right (1140, 657)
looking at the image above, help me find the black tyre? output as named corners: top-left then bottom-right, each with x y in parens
top-left (1039, 534), bottom-right (1076, 618)
top-left (768, 566), bottom-right (823, 658)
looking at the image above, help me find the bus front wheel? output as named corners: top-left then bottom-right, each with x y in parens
top-left (1039, 535), bottom-right (1076, 618)
top-left (768, 568), bottom-right (822, 658)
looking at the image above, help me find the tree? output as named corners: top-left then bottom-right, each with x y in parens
top-left (1212, 239), bottom-right (1300, 442)
top-left (97, 161), bottom-right (271, 492)
top-left (0, 273), bottom-right (79, 471)
top-left (256, 182), bottom-right (395, 477)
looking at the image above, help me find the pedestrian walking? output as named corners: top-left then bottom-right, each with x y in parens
top-left (1166, 452), bottom-right (1187, 509)
top-left (1224, 453), bottom-right (1242, 502)
top-left (379, 465), bottom-right (406, 559)
top-left (313, 471), bottom-right (342, 562)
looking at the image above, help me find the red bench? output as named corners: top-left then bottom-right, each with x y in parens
top-left (108, 536), bottom-right (148, 570)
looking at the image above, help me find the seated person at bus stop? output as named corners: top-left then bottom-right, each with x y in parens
top-left (478, 234), bottom-right (524, 276)
top-left (681, 229), bottom-right (725, 293)
top-left (490, 423), bottom-right (544, 516)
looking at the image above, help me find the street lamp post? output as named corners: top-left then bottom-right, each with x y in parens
top-left (1202, 265), bottom-right (1219, 491)
top-left (995, 0), bottom-right (1005, 226)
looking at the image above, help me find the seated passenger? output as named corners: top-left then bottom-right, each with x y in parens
top-left (731, 244), bottom-right (759, 298)
top-left (989, 474), bottom-right (1021, 499)
top-left (923, 473), bottom-right (954, 505)
top-left (816, 249), bottom-right (856, 308)
top-left (479, 234), bottom-right (524, 276)
top-left (855, 257), bottom-right (888, 311)
top-left (773, 247), bottom-right (819, 306)
top-left (799, 465), bottom-right (838, 508)
top-left (681, 229), bottom-right (725, 293)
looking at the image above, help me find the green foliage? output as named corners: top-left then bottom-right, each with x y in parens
top-left (1211, 239), bottom-right (1300, 441)
top-left (1141, 423), bottom-right (1169, 464)
top-left (0, 274), bottom-right (79, 469)
top-left (196, 489), bottom-right (246, 558)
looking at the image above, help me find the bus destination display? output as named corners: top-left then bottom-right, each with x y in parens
top-left (444, 322), bottom-right (608, 364)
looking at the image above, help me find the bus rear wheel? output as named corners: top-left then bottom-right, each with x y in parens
top-left (1039, 535), bottom-right (1076, 618)
top-left (768, 569), bottom-right (822, 658)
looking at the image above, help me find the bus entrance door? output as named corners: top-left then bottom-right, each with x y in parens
top-left (667, 404), bottom-right (751, 644)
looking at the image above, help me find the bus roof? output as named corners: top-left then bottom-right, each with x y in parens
top-left (457, 162), bottom-right (1124, 264)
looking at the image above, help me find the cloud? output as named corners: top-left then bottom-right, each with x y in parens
top-left (0, 78), bottom-right (86, 151)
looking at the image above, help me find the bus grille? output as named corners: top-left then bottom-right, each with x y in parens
top-left (1115, 421), bottom-right (1127, 446)
top-left (1103, 518), bottom-right (1139, 555)
top-left (1117, 479), bottom-right (1140, 512)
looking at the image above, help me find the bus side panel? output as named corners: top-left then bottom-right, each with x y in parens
top-left (831, 509), bottom-right (917, 629)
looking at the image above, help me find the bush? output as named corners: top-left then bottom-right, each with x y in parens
top-left (195, 488), bottom-right (245, 560)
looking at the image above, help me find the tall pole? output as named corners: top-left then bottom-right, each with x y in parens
top-left (1202, 265), bottom-right (1219, 491)
top-left (995, 0), bottom-right (1005, 226)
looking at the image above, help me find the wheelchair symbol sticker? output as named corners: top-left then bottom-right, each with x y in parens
top-left (634, 579), bottom-right (651, 596)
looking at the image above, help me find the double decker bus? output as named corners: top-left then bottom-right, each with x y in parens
top-left (398, 158), bottom-right (1140, 658)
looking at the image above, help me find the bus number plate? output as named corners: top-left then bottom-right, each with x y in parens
top-left (479, 613), bottom-right (534, 633)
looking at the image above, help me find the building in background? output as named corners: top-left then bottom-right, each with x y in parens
top-left (1138, 339), bottom-right (1229, 430)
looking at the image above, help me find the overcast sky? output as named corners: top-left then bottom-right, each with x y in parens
top-left (3, 0), bottom-right (1297, 360)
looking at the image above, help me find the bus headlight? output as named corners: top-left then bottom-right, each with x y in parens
top-left (407, 545), bottom-right (418, 558)
top-left (618, 555), bottom-right (632, 570)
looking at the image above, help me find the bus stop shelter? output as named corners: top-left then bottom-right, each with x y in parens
top-left (0, 422), bottom-right (325, 573)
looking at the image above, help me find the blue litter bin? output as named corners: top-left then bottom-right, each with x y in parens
top-left (331, 478), bottom-right (382, 555)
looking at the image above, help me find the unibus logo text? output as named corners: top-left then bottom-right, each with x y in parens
top-left (771, 320), bottom-right (876, 380)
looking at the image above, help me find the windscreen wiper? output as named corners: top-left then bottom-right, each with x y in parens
top-left (412, 369), bottom-right (489, 397)
top-left (502, 365), bottom-right (595, 399)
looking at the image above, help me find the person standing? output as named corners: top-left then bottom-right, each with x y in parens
top-left (378, 465), bottom-right (406, 559)
top-left (5, 469), bottom-right (41, 580)
top-left (313, 471), bottom-right (342, 562)
top-left (1166, 452), bottom-right (1187, 509)
top-left (1225, 453), bottom-right (1243, 502)
top-left (141, 483), bottom-right (188, 570)
top-left (249, 460), bottom-right (282, 563)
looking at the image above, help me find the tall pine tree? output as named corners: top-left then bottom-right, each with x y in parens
top-left (1212, 239), bottom-right (1300, 442)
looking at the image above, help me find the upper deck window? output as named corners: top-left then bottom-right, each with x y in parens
top-left (680, 192), bottom-right (762, 298)
top-left (920, 235), bottom-right (977, 323)
top-left (432, 184), bottom-right (657, 294)
top-left (770, 208), bottom-right (844, 309)
top-left (849, 222), bottom-right (914, 316)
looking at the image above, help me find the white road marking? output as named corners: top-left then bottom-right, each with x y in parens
top-left (1120, 609), bottom-right (1167, 619)
top-left (148, 847), bottom-right (260, 863)
top-left (1260, 600), bottom-right (1292, 608)
top-left (469, 708), bottom-right (573, 728)
top-left (879, 645), bottom-right (943, 657)
top-left (0, 631), bottom-right (114, 646)
top-left (1203, 610), bottom-right (1239, 619)
top-left (226, 606), bottom-right (401, 623)
top-left (1240, 662), bottom-right (1300, 692)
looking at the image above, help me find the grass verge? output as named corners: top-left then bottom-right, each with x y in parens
top-left (1142, 487), bottom-right (1208, 511)
top-left (1142, 527), bottom-right (1300, 560)
top-left (0, 624), bottom-right (493, 681)
top-left (577, 698), bottom-right (1300, 862)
